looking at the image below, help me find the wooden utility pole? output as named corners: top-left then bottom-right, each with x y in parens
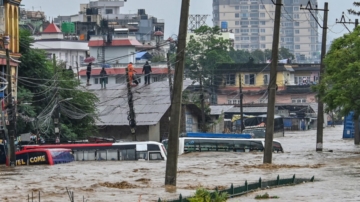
top-left (76, 61), bottom-right (80, 82)
top-left (166, 52), bottom-right (173, 100)
top-left (239, 74), bottom-right (244, 133)
top-left (53, 54), bottom-right (60, 143)
top-left (263, 0), bottom-right (282, 164)
top-left (165, 0), bottom-right (190, 186)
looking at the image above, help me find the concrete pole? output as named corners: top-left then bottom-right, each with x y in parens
top-left (263, 0), bottom-right (282, 164)
top-left (316, 2), bottom-right (328, 151)
top-left (239, 74), bottom-right (244, 133)
top-left (166, 52), bottom-right (173, 100)
top-left (165, 0), bottom-right (190, 186)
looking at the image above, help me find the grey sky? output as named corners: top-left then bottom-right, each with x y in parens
top-left (22, 0), bottom-right (356, 43)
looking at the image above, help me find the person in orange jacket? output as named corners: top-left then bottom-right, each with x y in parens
top-left (127, 62), bottom-right (137, 85)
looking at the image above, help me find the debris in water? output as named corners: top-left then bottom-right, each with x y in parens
top-left (99, 181), bottom-right (139, 189)
top-left (135, 178), bottom-right (151, 183)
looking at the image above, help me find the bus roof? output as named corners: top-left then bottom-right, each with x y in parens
top-left (178, 137), bottom-right (281, 143)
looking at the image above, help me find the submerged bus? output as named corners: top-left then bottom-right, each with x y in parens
top-left (21, 141), bottom-right (167, 161)
top-left (162, 138), bottom-right (283, 155)
top-left (244, 115), bottom-right (285, 138)
top-left (7, 148), bottom-right (74, 166)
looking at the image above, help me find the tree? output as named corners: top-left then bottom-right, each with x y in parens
top-left (17, 29), bottom-right (98, 140)
top-left (186, 25), bottom-right (234, 104)
top-left (316, 26), bottom-right (360, 144)
top-left (348, 2), bottom-right (360, 16)
top-left (278, 47), bottom-right (295, 60)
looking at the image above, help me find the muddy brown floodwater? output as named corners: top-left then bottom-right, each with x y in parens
top-left (1, 125), bottom-right (359, 202)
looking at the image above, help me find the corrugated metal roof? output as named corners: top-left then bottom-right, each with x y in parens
top-left (209, 105), bottom-right (234, 115)
top-left (90, 80), bottom-right (193, 126)
top-left (226, 107), bottom-right (268, 113)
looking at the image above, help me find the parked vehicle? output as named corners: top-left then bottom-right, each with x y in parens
top-left (21, 141), bottom-right (167, 161)
top-left (162, 137), bottom-right (283, 155)
top-left (6, 148), bottom-right (74, 166)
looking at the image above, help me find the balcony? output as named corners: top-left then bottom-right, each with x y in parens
top-left (285, 85), bottom-right (313, 94)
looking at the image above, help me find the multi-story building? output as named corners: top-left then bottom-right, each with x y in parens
top-left (213, 0), bottom-right (321, 62)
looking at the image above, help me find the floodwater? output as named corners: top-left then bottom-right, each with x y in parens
top-left (1, 125), bottom-right (359, 202)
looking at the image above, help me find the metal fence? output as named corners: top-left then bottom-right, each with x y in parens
top-left (158, 174), bottom-right (315, 202)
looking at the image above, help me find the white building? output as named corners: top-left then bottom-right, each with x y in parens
top-left (32, 23), bottom-right (89, 68)
top-left (213, 0), bottom-right (321, 62)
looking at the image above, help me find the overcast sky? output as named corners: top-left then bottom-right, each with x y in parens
top-left (22, 0), bottom-right (356, 43)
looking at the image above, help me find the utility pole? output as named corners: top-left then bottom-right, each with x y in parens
top-left (301, 1), bottom-right (328, 151)
top-left (76, 61), bottom-right (80, 82)
top-left (53, 54), bottom-right (60, 144)
top-left (166, 52), bottom-right (173, 100)
top-left (126, 67), bottom-right (136, 140)
top-left (336, 12), bottom-right (355, 33)
top-left (198, 67), bottom-right (206, 132)
top-left (4, 36), bottom-right (15, 167)
top-left (165, 0), bottom-right (190, 186)
top-left (239, 74), bottom-right (244, 133)
top-left (263, 0), bottom-right (282, 164)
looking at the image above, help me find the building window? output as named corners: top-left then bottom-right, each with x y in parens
top-left (235, 36), bottom-right (240, 41)
top-left (261, 36), bottom-right (265, 41)
top-left (294, 76), bottom-right (311, 85)
top-left (79, 55), bottom-right (84, 63)
top-left (250, 21), bottom-right (258, 25)
top-left (235, 21), bottom-right (240, 25)
top-left (240, 5), bottom-right (248, 10)
top-left (241, 21), bottom-right (249, 25)
top-left (295, 45), bottom-right (300, 49)
top-left (235, 13), bottom-right (240, 18)
top-left (292, 98), bottom-right (307, 103)
top-left (241, 36), bottom-right (249, 41)
top-left (295, 29), bottom-right (300, 34)
top-left (294, 22), bottom-right (300, 26)
top-left (260, 28), bottom-right (265, 33)
top-left (245, 74), bottom-right (255, 85)
top-left (260, 13), bottom-right (265, 17)
top-left (261, 44), bottom-right (266, 48)
top-left (260, 5), bottom-right (265, 9)
top-left (105, 9), bottom-right (113, 14)
top-left (260, 21), bottom-right (265, 25)
top-left (263, 74), bottom-right (269, 85)
top-left (293, 14), bottom-right (300, 19)
top-left (250, 13), bottom-right (258, 18)
top-left (186, 114), bottom-right (193, 132)
top-left (235, 29), bottom-right (240, 33)
top-left (241, 29), bottom-right (249, 33)
top-left (226, 74), bottom-right (236, 85)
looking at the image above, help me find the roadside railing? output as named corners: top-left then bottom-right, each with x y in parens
top-left (158, 174), bottom-right (315, 202)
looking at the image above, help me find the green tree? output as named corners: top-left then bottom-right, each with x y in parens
top-left (17, 29), bottom-right (98, 140)
top-left (316, 26), bottom-right (360, 144)
top-left (278, 47), bottom-right (295, 60)
top-left (348, 2), bottom-right (360, 16)
top-left (228, 49), bottom-right (251, 63)
top-left (186, 25), bottom-right (234, 104)
top-left (188, 188), bottom-right (228, 202)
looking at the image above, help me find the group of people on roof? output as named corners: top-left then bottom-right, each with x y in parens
top-left (85, 61), bottom-right (152, 89)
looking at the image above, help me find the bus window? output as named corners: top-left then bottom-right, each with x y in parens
top-left (233, 140), bottom-right (250, 152)
top-left (273, 142), bottom-right (283, 153)
top-left (184, 139), bottom-right (199, 152)
top-left (216, 140), bottom-right (234, 151)
top-left (250, 141), bottom-right (264, 151)
top-left (199, 139), bottom-right (217, 152)
top-left (107, 149), bottom-right (118, 161)
top-left (16, 153), bottom-right (28, 166)
top-left (149, 152), bottom-right (163, 160)
top-left (147, 144), bottom-right (161, 151)
top-left (87, 150), bottom-right (96, 161)
top-left (97, 150), bottom-right (107, 161)
top-left (136, 151), bottom-right (148, 160)
top-left (28, 152), bottom-right (48, 165)
top-left (120, 149), bottom-right (136, 160)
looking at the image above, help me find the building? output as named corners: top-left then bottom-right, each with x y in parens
top-left (213, 0), bottom-right (321, 62)
top-left (54, 1), bottom-right (165, 43)
top-left (215, 63), bottom-right (319, 105)
top-left (78, 62), bottom-right (170, 85)
top-left (88, 80), bottom-right (201, 141)
top-left (0, 0), bottom-right (22, 100)
top-left (31, 22), bottom-right (89, 68)
top-left (19, 9), bottom-right (47, 35)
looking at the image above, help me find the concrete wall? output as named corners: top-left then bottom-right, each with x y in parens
top-left (98, 125), bottom-right (149, 141)
top-left (148, 122), bottom-right (160, 142)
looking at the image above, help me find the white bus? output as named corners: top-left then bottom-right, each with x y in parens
top-left (21, 141), bottom-right (167, 161)
top-left (162, 138), bottom-right (283, 155)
